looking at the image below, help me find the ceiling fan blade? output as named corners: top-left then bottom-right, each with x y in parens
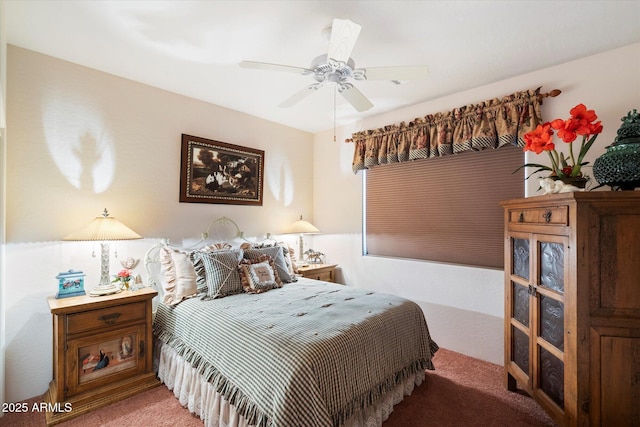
top-left (360, 65), bottom-right (430, 81)
top-left (327, 18), bottom-right (362, 63)
top-left (279, 83), bottom-right (323, 108)
top-left (339, 84), bottom-right (373, 112)
top-left (239, 61), bottom-right (311, 75)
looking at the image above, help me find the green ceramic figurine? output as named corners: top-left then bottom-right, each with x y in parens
top-left (593, 109), bottom-right (640, 190)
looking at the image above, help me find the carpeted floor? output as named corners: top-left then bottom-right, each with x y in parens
top-left (384, 348), bottom-right (555, 427)
top-left (0, 348), bottom-right (555, 426)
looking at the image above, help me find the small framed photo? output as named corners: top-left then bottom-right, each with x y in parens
top-left (180, 134), bottom-right (264, 206)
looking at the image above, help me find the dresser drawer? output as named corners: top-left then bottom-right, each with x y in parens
top-left (67, 301), bottom-right (146, 334)
top-left (508, 206), bottom-right (568, 226)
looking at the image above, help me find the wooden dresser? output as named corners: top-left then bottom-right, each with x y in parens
top-left (501, 192), bottom-right (640, 426)
top-left (45, 288), bottom-right (160, 425)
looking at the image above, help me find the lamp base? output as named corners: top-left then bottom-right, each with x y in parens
top-left (89, 241), bottom-right (122, 297)
top-left (89, 283), bottom-right (122, 297)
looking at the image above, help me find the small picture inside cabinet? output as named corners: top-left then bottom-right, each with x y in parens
top-left (78, 334), bottom-right (137, 384)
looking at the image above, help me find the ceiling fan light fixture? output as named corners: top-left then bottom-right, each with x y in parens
top-left (310, 54), bottom-right (356, 80)
top-left (240, 17), bottom-right (428, 113)
top-left (327, 73), bottom-right (343, 85)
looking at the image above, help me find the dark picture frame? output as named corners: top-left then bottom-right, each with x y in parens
top-left (180, 134), bottom-right (264, 205)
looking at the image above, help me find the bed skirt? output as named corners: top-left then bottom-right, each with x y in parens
top-left (154, 340), bottom-right (425, 427)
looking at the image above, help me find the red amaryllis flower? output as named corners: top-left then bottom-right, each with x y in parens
top-left (569, 103), bottom-right (603, 137)
top-left (550, 118), bottom-right (578, 143)
top-left (570, 103), bottom-right (597, 123)
top-left (523, 124), bottom-right (555, 154)
top-left (517, 103), bottom-right (603, 181)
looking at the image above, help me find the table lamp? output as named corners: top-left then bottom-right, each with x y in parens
top-left (286, 215), bottom-right (320, 262)
top-left (63, 208), bottom-right (142, 296)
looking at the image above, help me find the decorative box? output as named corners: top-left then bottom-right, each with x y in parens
top-left (55, 270), bottom-right (86, 299)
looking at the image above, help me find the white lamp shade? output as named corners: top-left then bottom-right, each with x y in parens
top-left (63, 210), bottom-right (141, 241)
top-left (286, 216), bottom-right (320, 234)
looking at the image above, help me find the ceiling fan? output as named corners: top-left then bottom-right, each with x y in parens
top-left (239, 18), bottom-right (429, 113)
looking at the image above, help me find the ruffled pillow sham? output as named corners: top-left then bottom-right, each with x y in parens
top-left (159, 246), bottom-right (198, 306)
top-left (238, 254), bottom-right (282, 293)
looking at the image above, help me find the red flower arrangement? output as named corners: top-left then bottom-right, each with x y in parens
top-left (520, 103), bottom-right (603, 180)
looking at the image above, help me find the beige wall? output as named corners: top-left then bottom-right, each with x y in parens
top-left (311, 43), bottom-right (640, 363)
top-left (7, 47), bottom-right (314, 243)
top-left (3, 45), bottom-right (314, 402)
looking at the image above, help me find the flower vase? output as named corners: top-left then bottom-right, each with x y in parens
top-left (554, 176), bottom-right (588, 189)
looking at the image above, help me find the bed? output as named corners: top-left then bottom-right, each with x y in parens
top-left (145, 217), bottom-right (438, 427)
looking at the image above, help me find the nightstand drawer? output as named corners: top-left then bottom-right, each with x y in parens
top-left (67, 301), bottom-right (146, 334)
top-left (508, 205), bottom-right (568, 226)
top-left (298, 264), bottom-right (338, 283)
top-left (308, 271), bottom-right (334, 282)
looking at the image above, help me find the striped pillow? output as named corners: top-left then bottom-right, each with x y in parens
top-left (191, 249), bottom-right (244, 299)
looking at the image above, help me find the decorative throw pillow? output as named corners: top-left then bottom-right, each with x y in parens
top-left (238, 255), bottom-right (282, 293)
top-left (191, 249), bottom-right (244, 299)
top-left (244, 246), bottom-right (294, 283)
top-left (279, 242), bottom-right (298, 275)
top-left (160, 247), bottom-right (198, 306)
top-left (242, 241), bottom-right (297, 275)
top-left (191, 247), bottom-right (242, 292)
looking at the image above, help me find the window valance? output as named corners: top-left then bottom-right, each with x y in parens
top-left (350, 88), bottom-right (548, 173)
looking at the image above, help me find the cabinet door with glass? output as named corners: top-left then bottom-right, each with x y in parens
top-left (505, 231), bottom-right (568, 424)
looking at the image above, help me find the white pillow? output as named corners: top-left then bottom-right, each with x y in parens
top-left (160, 247), bottom-right (198, 306)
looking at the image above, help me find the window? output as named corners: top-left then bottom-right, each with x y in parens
top-left (364, 144), bottom-right (524, 269)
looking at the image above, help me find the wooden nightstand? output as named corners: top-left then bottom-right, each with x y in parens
top-left (44, 287), bottom-right (160, 425)
top-left (297, 263), bottom-right (338, 283)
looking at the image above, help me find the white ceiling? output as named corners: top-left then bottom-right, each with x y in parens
top-left (5, 1), bottom-right (640, 134)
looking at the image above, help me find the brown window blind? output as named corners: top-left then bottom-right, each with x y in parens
top-left (365, 144), bottom-right (524, 269)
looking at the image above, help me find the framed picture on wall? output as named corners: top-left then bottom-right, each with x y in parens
top-left (180, 134), bottom-right (264, 205)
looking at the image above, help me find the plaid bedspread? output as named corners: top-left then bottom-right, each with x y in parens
top-left (154, 278), bottom-right (438, 427)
